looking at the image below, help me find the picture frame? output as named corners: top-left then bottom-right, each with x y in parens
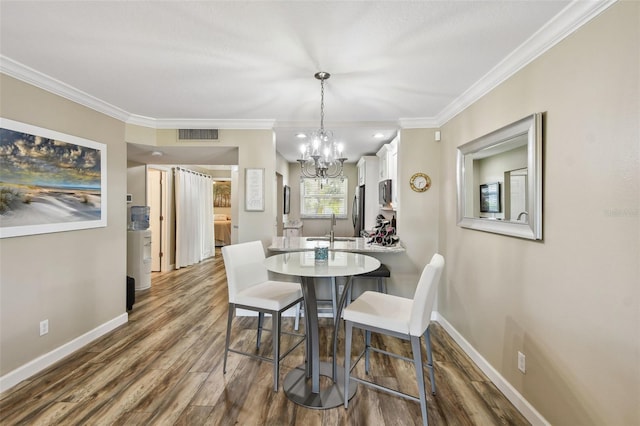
top-left (283, 185), bottom-right (290, 214)
top-left (213, 180), bottom-right (231, 207)
top-left (244, 168), bottom-right (265, 211)
top-left (480, 182), bottom-right (501, 213)
top-left (0, 118), bottom-right (107, 238)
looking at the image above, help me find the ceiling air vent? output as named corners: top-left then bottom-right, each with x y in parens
top-left (178, 129), bottom-right (219, 140)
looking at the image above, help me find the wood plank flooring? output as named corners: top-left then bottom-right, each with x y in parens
top-left (1, 250), bottom-right (529, 425)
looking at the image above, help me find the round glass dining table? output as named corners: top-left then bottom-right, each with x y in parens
top-left (264, 250), bottom-right (380, 409)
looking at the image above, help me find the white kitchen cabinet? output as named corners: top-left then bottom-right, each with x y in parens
top-left (376, 136), bottom-right (399, 209)
top-left (358, 155), bottom-right (378, 187)
top-left (376, 137), bottom-right (398, 181)
top-left (376, 144), bottom-right (389, 181)
top-left (357, 157), bottom-right (366, 186)
top-left (389, 137), bottom-right (399, 209)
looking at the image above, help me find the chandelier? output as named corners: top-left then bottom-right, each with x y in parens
top-left (297, 72), bottom-right (347, 179)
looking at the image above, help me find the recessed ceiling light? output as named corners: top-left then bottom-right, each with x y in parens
top-left (151, 151), bottom-right (164, 156)
top-left (296, 133), bottom-right (307, 139)
top-left (373, 133), bottom-right (385, 139)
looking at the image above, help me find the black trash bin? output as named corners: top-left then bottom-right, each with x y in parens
top-left (126, 276), bottom-right (135, 311)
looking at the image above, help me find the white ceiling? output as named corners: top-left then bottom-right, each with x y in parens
top-left (0, 1), bottom-right (607, 164)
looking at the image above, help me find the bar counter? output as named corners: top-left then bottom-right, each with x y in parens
top-left (268, 236), bottom-right (405, 254)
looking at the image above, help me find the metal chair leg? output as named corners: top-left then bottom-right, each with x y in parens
top-left (411, 335), bottom-right (429, 426)
top-left (272, 311), bottom-right (281, 391)
top-left (304, 301), bottom-right (311, 378)
top-left (223, 304), bottom-right (234, 374)
top-left (257, 312), bottom-right (264, 349)
top-left (331, 277), bottom-right (338, 324)
top-left (365, 329), bottom-right (372, 374)
top-left (344, 320), bottom-right (353, 408)
top-left (424, 326), bottom-right (437, 395)
top-left (294, 302), bottom-right (301, 331)
top-left (332, 276), bottom-right (353, 382)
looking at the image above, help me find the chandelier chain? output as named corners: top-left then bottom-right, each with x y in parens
top-left (320, 77), bottom-right (325, 132)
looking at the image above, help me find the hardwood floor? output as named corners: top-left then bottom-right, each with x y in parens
top-left (1, 250), bottom-right (529, 425)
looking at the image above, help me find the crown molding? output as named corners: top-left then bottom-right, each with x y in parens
top-left (275, 120), bottom-right (399, 130)
top-left (1, 0), bottom-right (617, 130)
top-left (399, 117), bottom-right (439, 129)
top-left (0, 55), bottom-right (275, 130)
top-left (436, 0), bottom-right (617, 126)
top-left (0, 55), bottom-right (131, 122)
top-left (128, 115), bottom-right (275, 130)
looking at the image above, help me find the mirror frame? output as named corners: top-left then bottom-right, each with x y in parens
top-left (456, 113), bottom-right (542, 240)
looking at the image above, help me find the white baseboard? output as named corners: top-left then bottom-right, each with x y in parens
top-left (0, 313), bottom-right (129, 393)
top-left (432, 312), bottom-right (550, 426)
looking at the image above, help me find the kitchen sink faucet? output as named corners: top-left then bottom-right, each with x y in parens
top-left (329, 213), bottom-right (336, 243)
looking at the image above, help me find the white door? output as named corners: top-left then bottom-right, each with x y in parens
top-left (509, 169), bottom-right (528, 222)
top-left (147, 169), bottom-right (165, 271)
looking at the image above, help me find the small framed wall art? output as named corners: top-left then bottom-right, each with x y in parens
top-left (480, 182), bottom-right (501, 213)
top-left (244, 168), bottom-right (265, 212)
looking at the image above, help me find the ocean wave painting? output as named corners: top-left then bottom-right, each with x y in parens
top-left (0, 118), bottom-right (107, 238)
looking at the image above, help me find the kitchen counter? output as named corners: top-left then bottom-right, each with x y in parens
top-left (269, 236), bottom-right (405, 254)
top-left (268, 236), bottom-right (415, 299)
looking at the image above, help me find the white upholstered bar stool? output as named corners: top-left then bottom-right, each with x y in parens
top-left (343, 253), bottom-right (445, 426)
top-left (222, 241), bottom-right (306, 391)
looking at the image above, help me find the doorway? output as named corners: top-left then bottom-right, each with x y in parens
top-left (147, 168), bottom-right (169, 272)
top-left (276, 172), bottom-right (284, 236)
top-left (505, 167), bottom-right (528, 222)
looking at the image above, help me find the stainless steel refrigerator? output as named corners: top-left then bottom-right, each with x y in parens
top-left (352, 185), bottom-right (366, 237)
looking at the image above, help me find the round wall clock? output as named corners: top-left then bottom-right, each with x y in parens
top-left (410, 172), bottom-right (431, 192)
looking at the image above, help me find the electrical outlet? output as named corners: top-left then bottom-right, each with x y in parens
top-left (517, 351), bottom-right (526, 373)
top-left (338, 285), bottom-right (344, 295)
top-left (39, 319), bottom-right (49, 336)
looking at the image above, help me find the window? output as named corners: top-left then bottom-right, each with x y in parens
top-left (300, 178), bottom-right (349, 219)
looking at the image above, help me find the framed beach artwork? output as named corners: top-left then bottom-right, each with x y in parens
top-left (0, 118), bottom-right (107, 238)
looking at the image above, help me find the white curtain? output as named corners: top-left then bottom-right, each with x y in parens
top-left (175, 168), bottom-right (215, 269)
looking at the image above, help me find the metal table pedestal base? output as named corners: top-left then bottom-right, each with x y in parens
top-left (283, 362), bottom-right (357, 409)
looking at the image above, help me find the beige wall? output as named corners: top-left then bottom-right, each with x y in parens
top-left (0, 74), bottom-right (127, 376)
top-left (438, 2), bottom-right (639, 424)
top-left (126, 162), bottom-right (147, 224)
top-left (125, 126), bottom-right (277, 250)
top-left (396, 128), bottom-right (441, 272)
top-left (1, 4), bottom-right (637, 423)
top-left (0, 80), bottom-right (277, 383)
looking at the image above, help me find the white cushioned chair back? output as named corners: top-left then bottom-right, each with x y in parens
top-left (221, 241), bottom-right (269, 303)
top-left (408, 253), bottom-right (445, 336)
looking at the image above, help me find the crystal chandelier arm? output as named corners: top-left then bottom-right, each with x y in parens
top-left (297, 71), bottom-right (346, 180)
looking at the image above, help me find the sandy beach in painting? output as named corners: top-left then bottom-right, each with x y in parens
top-left (0, 183), bottom-right (101, 228)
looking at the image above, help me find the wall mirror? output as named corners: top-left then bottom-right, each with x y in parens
top-left (457, 113), bottom-right (542, 240)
